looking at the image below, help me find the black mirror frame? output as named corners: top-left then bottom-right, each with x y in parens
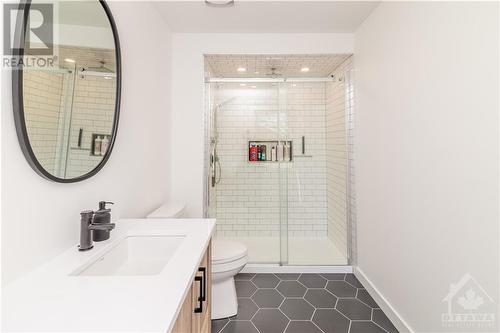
top-left (12, 0), bottom-right (121, 183)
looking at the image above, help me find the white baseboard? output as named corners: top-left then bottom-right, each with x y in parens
top-left (242, 264), bottom-right (353, 274)
top-left (354, 267), bottom-right (414, 333)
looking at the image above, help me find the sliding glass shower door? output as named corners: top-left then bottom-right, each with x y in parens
top-left (206, 75), bottom-right (351, 266)
top-left (207, 82), bottom-right (284, 264)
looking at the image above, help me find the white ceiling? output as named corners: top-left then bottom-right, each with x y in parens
top-left (205, 54), bottom-right (351, 78)
top-left (154, 1), bottom-right (379, 33)
top-left (58, 1), bottom-right (110, 28)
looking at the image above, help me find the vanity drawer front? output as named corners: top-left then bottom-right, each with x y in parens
top-left (172, 240), bottom-right (212, 333)
top-left (192, 241), bottom-right (211, 333)
top-left (171, 288), bottom-right (192, 333)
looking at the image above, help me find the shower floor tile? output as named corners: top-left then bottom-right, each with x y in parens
top-left (212, 273), bottom-right (399, 333)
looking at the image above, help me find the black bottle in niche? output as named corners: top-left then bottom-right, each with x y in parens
top-left (92, 201), bottom-right (114, 242)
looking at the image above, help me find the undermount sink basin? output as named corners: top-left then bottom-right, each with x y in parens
top-left (73, 235), bottom-right (185, 276)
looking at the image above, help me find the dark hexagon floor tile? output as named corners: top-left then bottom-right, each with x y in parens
top-left (211, 318), bottom-right (229, 333)
top-left (232, 298), bottom-right (259, 320)
top-left (373, 309), bottom-right (399, 333)
top-left (320, 273), bottom-right (346, 280)
top-left (279, 299), bottom-right (314, 320)
top-left (252, 289), bottom-right (284, 308)
top-left (336, 299), bottom-right (371, 320)
top-left (298, 274), bottom-right (327, 288)
top-left (277, 281), bottom-right (307, 297)
top-left (252, 309), bottom-right (290, 333)
top-left (345, 274), bottom-right (363, 288)
top-left (356, 289), bottom-right (379, 308)
top-left (326, 280), bottom-right (357, 297)
top-left (235, 273), bottom-right (256, 281)
top-left (312, 309), bottom-right (350, 333)
top-left (285, 321), bottom-right (323, 333)
top-left (350, 321), bottom-right (387, 333)
top-left (221, 320), bottom-right (258, 333)
top-left (275, 273), bottom-right (301, 280)
top-left (235, 280), bottom-right (257, 297)
top-left (252, 274), bottom-right (280, 288)
top-left (304, 289), bottom-right (338, 308)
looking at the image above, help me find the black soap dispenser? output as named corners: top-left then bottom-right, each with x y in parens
top-left (92, 201), bottom-right (114, 242)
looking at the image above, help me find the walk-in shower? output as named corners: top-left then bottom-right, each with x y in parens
top-left (204, 54), bottom-right (355, 269)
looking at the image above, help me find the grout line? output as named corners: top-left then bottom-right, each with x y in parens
top-left (311, 319), bottom-right (327, 333)
top-left (347, 320), bottom-right (352, 333)
top-left (372, 320), bottom-right (391, 333)
top-left (356, 297), bottom-right (376, 309)
top-left (336, 308), bottom-right (352, 322)
top-left (278, 307), bottom-right (291, 321)
top-left (218, 319), bottom-right (230, 333)
top-left (250, 320), bottom-right (262, 333)
top-left (310, 308), bottom-right (317, 321)
top-left (282, 319), bottom-right (291, 333)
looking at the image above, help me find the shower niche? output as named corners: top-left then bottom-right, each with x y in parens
top-left (248, 140), bottom-right (293, 163)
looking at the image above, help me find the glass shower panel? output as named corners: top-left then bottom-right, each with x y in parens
top-left (23, 67), bottom-right (76, 178)
top-left (209, 82), bottom-right (283, 264)
top-left (279, 81), bottom-right (348, 266)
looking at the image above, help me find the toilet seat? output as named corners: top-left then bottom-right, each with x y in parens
top-left (212, 240), bottom-right (247, 265)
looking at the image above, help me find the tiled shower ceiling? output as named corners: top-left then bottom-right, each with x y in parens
top-left (205, 54), bottom-right (351, 78)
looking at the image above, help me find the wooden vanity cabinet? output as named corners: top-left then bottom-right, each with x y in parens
top-left (172, 241), bottom-right (211, 333)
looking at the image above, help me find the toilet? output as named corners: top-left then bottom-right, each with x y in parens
top-left (147, 203), bottom-right (248, 320)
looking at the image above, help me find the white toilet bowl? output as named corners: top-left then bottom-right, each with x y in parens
top-left (211, 240), bottom-right (248, 319)
top-left (146, 203), bottom-right (248, 319)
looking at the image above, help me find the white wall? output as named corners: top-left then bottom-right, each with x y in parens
top-left (354, 2), bottom-right (499, 331)
top-left (171, 33), bottom-right (354, 217)
top-left (1, 1), bottom-right (172, 285)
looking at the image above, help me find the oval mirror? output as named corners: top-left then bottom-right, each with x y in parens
top-left (12, 0), bottom-right (121, 182)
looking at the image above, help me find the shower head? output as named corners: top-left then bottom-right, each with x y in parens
top-left (215, 97), bottom-right (236, 109)
top-left (266, 67), bottom-right (283, 77)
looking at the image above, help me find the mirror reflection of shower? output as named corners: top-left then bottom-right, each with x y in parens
top-left (210, 97), bottom-right (236, 187)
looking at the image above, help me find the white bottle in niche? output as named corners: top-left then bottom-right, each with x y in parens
top-left (284, 142), bottom-right (290, 161)
top-left (94, 136), bottom-right (102, 156)
top-left (277, 142), bottom-right (284, 162)
top-left (271, 146), bottom-right (277, 161)
top-left (101, 136), bottom-right (109, 155)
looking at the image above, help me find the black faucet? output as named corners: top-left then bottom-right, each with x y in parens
top-left (79, 201), bottom-right (115, 251)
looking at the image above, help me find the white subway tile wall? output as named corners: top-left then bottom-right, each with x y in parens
top-left (24, 70), bottom-right (66, 174)
top-left (213, 82), bottom-right (329, 238)
top-left (325, 56), bottom-right (354, 260)
top-left (65, 74), bottom-right (116, 178)
top-left (214, 83), bottom-right (282, 237)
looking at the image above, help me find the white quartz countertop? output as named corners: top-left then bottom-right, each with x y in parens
top-left (2, 218), bottom-right (216, 333)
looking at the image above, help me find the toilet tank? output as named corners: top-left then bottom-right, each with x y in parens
top-left (146, 202), bottom-right (186, 218)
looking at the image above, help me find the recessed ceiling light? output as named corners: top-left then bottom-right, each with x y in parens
top-left (205, 0), bottom-right (234, 6)
top-left (104, 76), bottom-right (112, 80)
top-left (65, 58), bottom-right (75, 63)
top-left (301, 67), bottom-right (310, 72)
top-left (237, 67), bottom-right (246, 72)
top-left (240, 83), bottom-right (246, 86)
top-left (292, 83), bottom-right (297, 87)
top-left (251, 85), bottom-right (257, 88)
